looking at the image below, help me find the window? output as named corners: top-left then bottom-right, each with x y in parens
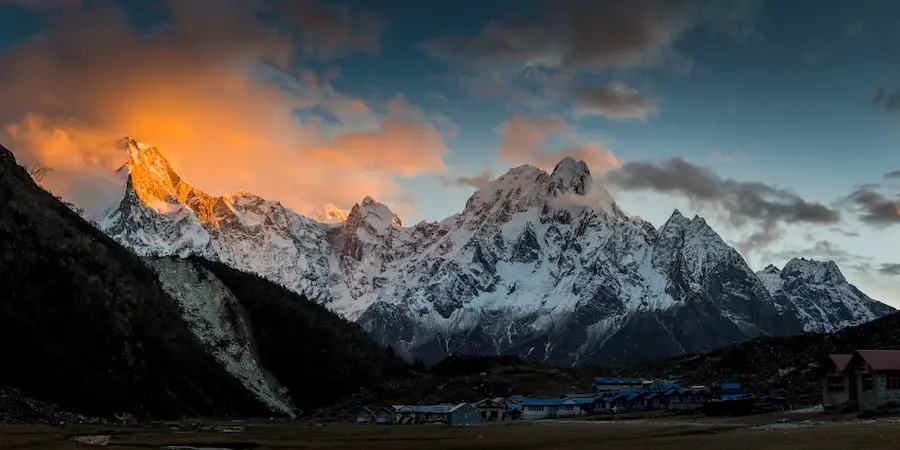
top-left (862, 374), bottom-right (874, 392)
top-left (888, 376), bottom-right (900, 390)
top-left (528, 405), bottom-right (544, 411)
top-left (563, 405), bottom-right (574, 411)
top-left (827, 376), bottom-right (845, 393)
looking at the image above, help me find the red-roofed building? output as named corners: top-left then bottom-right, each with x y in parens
top-left (823, 353), bottom-right (854, 410)
top-left (832, 350), bottom-right (900, 412)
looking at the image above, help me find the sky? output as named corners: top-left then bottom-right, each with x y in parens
top-left (0, 0), bottom-right (897, 304)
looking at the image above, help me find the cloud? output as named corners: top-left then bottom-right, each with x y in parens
top-left (571, 81), bottom-right (659, 120)
top-left (843, 186), bottom-right (900, 226)
top-left (879, 263), bottom-right (900, 276)
top-left (439, 170), bottom-right (495, 190)
top-left (771, 240), bottom-right (857, 265)
top-left (604, 158), bottom-right (841, 252)
top-left (0, 0), bottom-right (80, 8)
top-left (884, 170), bottom-right (900, 179)
top-left (421, 0), bottom-right (760, 79)
top-left (873, 87), bottom-right (900, 111)
top-left (0, 1), bottom-right (448, 219)
top-left (498, 113), bottom-right (621, 172)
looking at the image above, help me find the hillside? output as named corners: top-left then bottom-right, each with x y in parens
top-left (188, 257), bottom-right (412, 412)
top-left (0, 145), bottom-right (270, 419)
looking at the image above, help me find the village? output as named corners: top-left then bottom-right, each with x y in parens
top-left (356, 349), bottom-right (900, 427)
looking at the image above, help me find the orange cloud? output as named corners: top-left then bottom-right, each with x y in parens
top-left (0, 1), bottom-right (443, 221)
top-left (498, 113), bottom-right (620, 172)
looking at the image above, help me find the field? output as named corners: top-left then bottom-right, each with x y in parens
top-left (3, 410), bottom-right (900, 450)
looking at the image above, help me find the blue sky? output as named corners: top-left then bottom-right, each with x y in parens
top-left (0, 0), bottom-right (897, 304)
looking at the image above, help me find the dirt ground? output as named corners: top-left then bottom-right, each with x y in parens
top-left (2, 411), bottom-right (899, 449)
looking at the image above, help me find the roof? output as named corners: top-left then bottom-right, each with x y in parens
top-left (855, 350), bottom-right (900, 371)
top-left (474, 398), bottom-right (504, 408)
top-left (827, 354), bottom-right (853, 372)
top-left (395, 405), bottom-right (454, 413)
top-left (507, 395), bottom-right (525, 401)
top-left (594, 377), bottom-right (643, 384)
top-left (523, 398), bottom-right (563, 406)
top-left (449, 403), bottom-right (475, 413)
top-left (570, 397), bottom-right (596, 404)
top-left (715, 383), bottom-right (742, 390)
top-left (647, 383), bottom-right (682, 391)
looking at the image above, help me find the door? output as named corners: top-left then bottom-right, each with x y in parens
top-left (848, 374), bottom-right (858, 402)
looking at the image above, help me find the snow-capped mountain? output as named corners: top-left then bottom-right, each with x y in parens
top-left (97, 138), bottom-right (894, 365)
top-left (757, 259), bottom-right (895, 333)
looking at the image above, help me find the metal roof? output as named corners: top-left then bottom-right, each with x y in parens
top-left (714, 383), bottom-right (742, 390)
top-left (570, 397), bottom-right (596, 404)
top-left (523, 398), bottom-right (563, 406)
top-left (593, 377), bottom-right (643, 384)
top-left (828, 354), bottom-right (853, 373)
top-left (855, 350), bottom-right (900, 371)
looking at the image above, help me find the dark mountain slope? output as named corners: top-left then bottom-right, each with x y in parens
top-left (0, 145), bottom-right (269, 418)
top-left (618, 311), bottom-right (900, 404)
top-left (191, 257), bottom-right (411, 412)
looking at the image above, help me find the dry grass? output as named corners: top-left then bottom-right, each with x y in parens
top-left (2, 412), bottom-right (898, 449)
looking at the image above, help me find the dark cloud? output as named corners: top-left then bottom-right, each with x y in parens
top-left (439, 170), bottom-right (495, 190)
top-left (873, 87), bottom-right (900, 111)
top-left (844, 186), bottom-right (900, 225)
top-left (571, 81), bottom-right (658, 120)
top-left (420, 0), bottom-right (762, 103)
top-left (884, 170), bottom-right (900, 179)
top-left (605, 158), bottom-right (841, 252)
top-left (879, 263), bottom-right (900, 276)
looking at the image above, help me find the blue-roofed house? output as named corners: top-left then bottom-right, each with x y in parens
top-left (711, 382), bottom-right (743, 399)
top-left (556, 398), bottom-right (585, 417)
top-left (522, 398), bottom-right (562, 420)
top-left (594, 377), bottom-right (645, 393)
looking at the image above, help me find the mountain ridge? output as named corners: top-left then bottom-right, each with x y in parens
top-left (94, 138), bottom-right (894, 366)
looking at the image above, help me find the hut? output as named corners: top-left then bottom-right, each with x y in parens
top-left (356, 407), bottom-right (374, 424)
top-left (447, 403), bottom-right (481, 427)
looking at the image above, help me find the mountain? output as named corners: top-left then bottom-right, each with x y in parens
top-left (96, 139), bottom-right (894, 366)
top-left (756, 259), bottom-right (895, 333)
top-left (0, 142), bottom-right (408, 418)
top-left (0, 144), bottom-right (271, 418)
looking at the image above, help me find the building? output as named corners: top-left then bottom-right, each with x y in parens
top-left (374, 407), bottom-right (394, 424)
top-left (847, 350), bottom-right (900, 411)
top-left (474, 398), bottom-right (507, 421)
top-left (823, 353), bottom-right (854, 410)
top-left (593, 377), bottom-right (644, 393)
top-left (522, 398), bottom-right (561, 420)
top-left (556, 398), bottom-right (583, 417)
top-left (711, 382), bottom-right (743, 399)
top-left (393, 404), bottom-right (454, 424)
top-left (447, 403), bottom-right (481, 427)
top-left (356, 407), bottom-right (375, 424)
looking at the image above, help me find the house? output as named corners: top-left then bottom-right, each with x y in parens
top-left (474, 398), bottom-right (507, 421)
top-left (393, 404), bottom-right (454, 424)
top-left (447, 403), bottom-right (481, 427)
top-left (593, 377), bottom-right (644, 393)
top-left (711, 382), bottom-right (743, 399)
top-left (374, 407), bottom-right (394, 424)
top-left (570, 397), bottom-right (596, 415)
top-left (522, 398), bottom-right (561, 420)
top-left (847, 350), bottom-right (900, 411)
top-left (356, 407), bottom-right (375, 424)
top-left (823, 353), bottom-right (854, 410)
top-left (556, 398), bottom-right (582, 417)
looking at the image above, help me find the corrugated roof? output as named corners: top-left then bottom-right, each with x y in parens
top-left (856, 350), bottom-right (900, 371)
top-left (570, 397), bottom-right (596, 404)
top-left (828, 354), bottom-right (853, 373)
top-left (715, 383), bottom-right (742, 390)
top-left (523, 398), bottom-right (563, 406)
top-left (593, 377), bottom-right (643, 384)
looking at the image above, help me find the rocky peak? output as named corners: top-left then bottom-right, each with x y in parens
top-left (550, 157), bottom-right (592, 195)
top-left (312, 203), bottom-right (349, 224)
top-left (782, 258), bottom-right (847, 285)
top-left (120, 137), bottom-right (194, 205)
top-left (660, 209), bottom-right (690, 235)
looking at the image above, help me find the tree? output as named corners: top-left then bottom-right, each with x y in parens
top-left (25, 164), bottom-right (51, 183)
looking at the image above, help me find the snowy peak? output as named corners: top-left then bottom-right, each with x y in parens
top-left (345, 196), bottom-right (402, 233)
top-left (782, 257), bottom-right (847, 285)
top-left (550, 156), bottom-right (592, 195)
top-left (313, 203), bottom-right (349, 224)
top-left (121, 137), bottom-right (195, 205)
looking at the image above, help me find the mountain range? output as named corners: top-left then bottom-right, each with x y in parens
top-left (90, 138), bottom-right (895, 366)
